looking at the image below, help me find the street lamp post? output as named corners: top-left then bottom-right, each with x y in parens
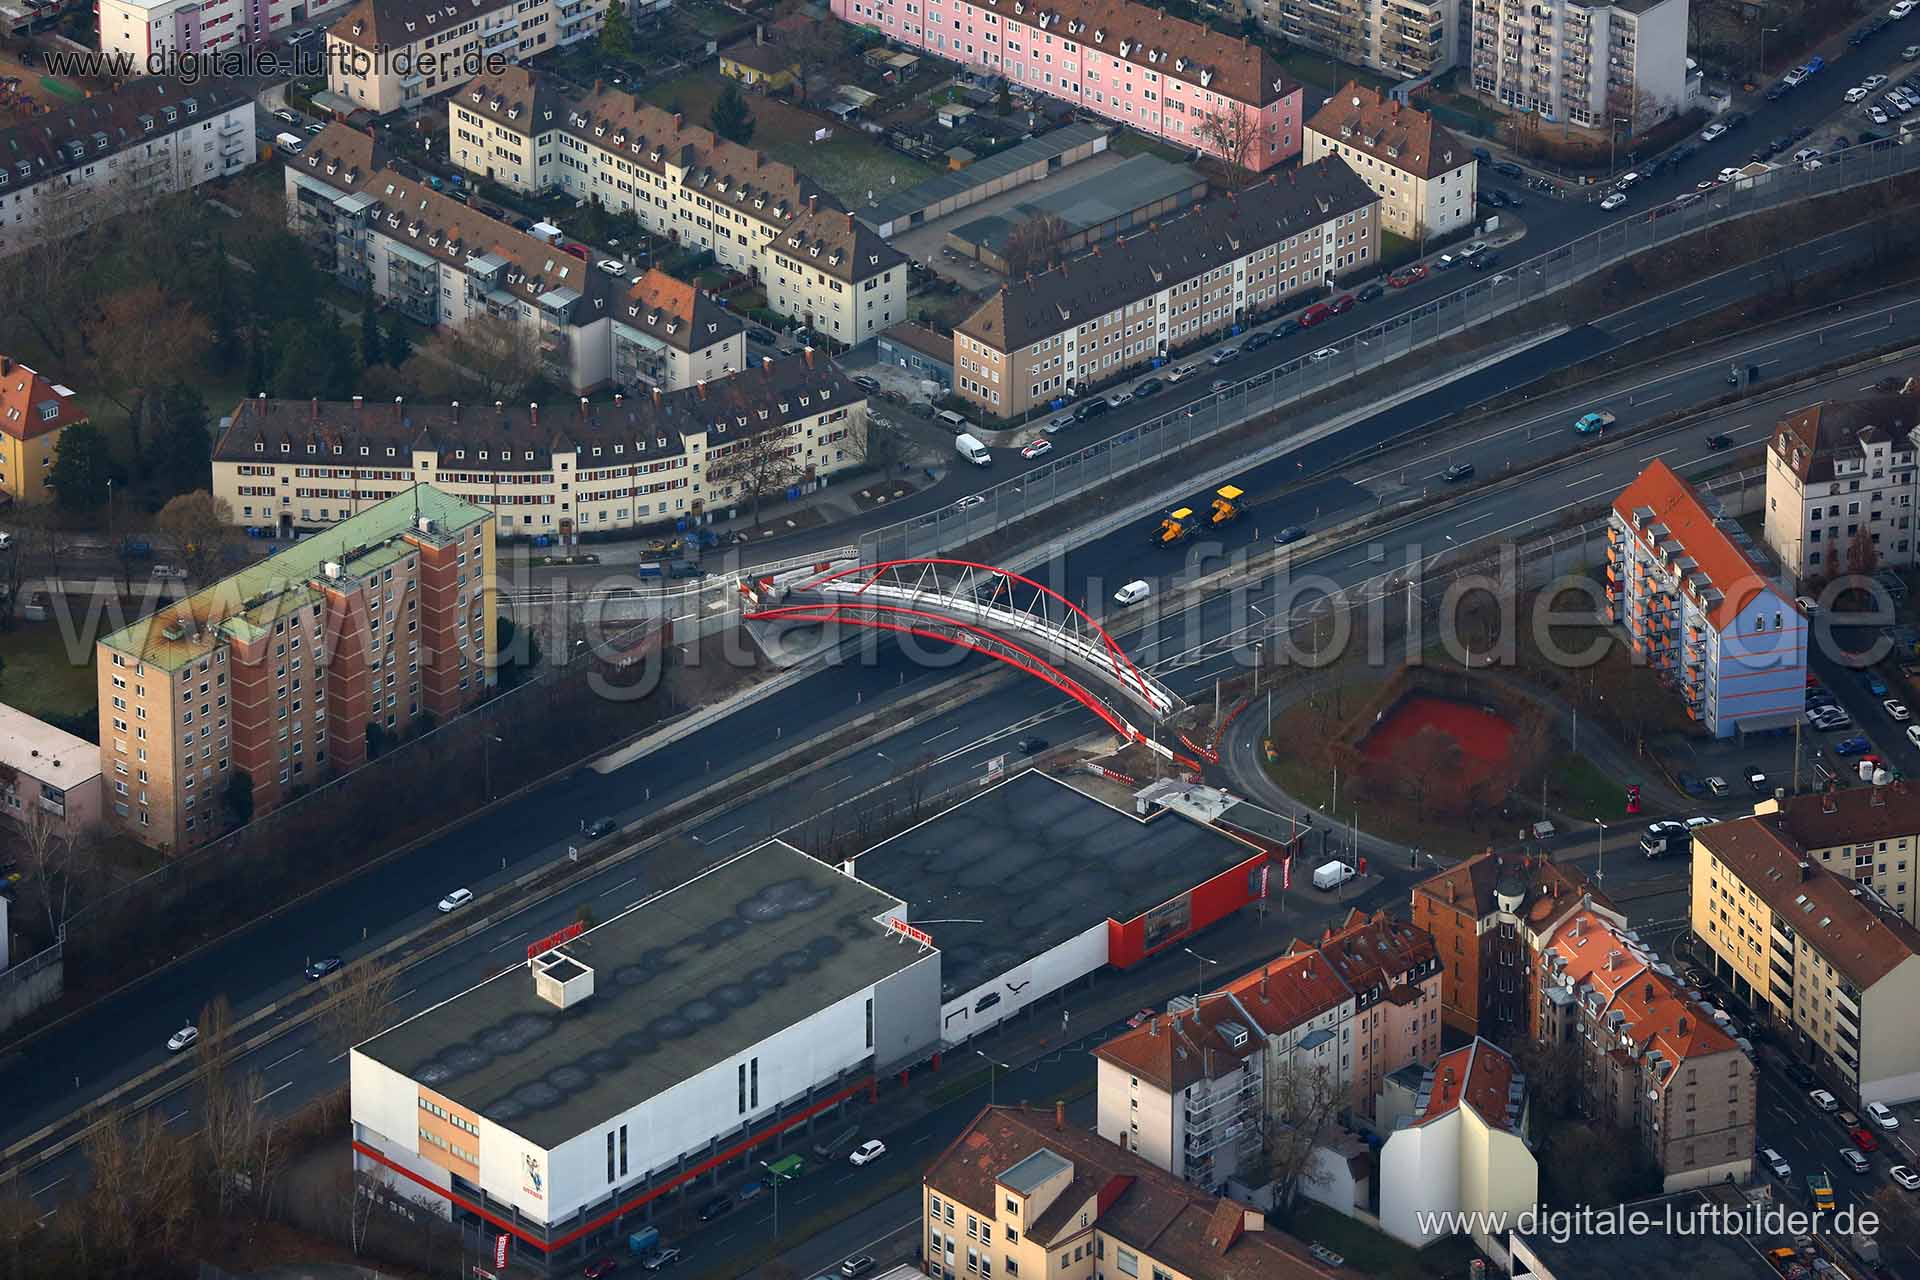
top-left (1181, 946), bottom-right (1219, 1008)
top-left (1609, 117), bottom-right (1632, 180)
top-left (483, 734), bottom-right (504, 800)
top-left (1759, 26), bottom-right (1780, 82)
top-left (974, 1049), bottom-right (1011, 1106)
top-left (1593, 818), bottom-right (1608, 884)
top-left (759, 1160), bottom-right (786, 1238)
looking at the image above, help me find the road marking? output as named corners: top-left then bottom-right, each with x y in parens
top-left (1821, 244), bottom-right (1846, 255)
top-left (1681, 295), bottom-right (1705, 306)
top-left (1641, 447), bottom-right (1678, 461)
top-left (329, 1051), bottom-right (349, 1065)
top-left (254, 1081), bottom-right (293, 1105)
top-left (794, 1194), bottom-right (816, 1205)
top-left (915, 1132), bottom-right (935, 1144)
top-left (712, 824), bottom-right (745, 842)
top-left (1456, 510), bottom-right (1499, 526)
top-left (487, 931), bottom-right (528, 953)
top-left (1637, 392), bottom-right (1671, 405)
top-left (31, 1177), bottom-right (65, 1197)
top-left (389, 987), bottom-right (417, 1004)
top-left (1565, 472), bottom-right (1604, 488)
top-left (165, 1109), bottom-right (191, 1126)
top-left (264, 1048), bottom-right (304, 1072)
top-left (599, 875), bottom-right (638, 898)
top-left (923, 725), bottom-right (961, 743)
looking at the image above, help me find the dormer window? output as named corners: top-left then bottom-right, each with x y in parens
top-left (508, 107), bottom-right (520, 120)
top-left (254, 442), bottom-right (264, 453)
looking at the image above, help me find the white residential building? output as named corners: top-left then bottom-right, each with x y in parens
top-left (1245, 0), bottom-right (1463, 82)
top-left (1763, 394), bottom-right (1920, 587)
top-left (1377, 1037), bottom-right (1535, 1252)
top-left (1304, 82), bottom-right (1477, 243)
top-left (325, 0), bottom-right (610, 115)
top-left (0, 702), bottom-right (102, 838)
top-left (96, 0), bottom-right (348, 62)
top-left (1469, 0), bottom-right (1690, 134)
top-left (0, 78), bottom-right (255, 259)
top-left (447, 68), bottom-right (909, 348)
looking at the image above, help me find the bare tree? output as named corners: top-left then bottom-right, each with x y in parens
top-left (318, 959), bottom-right (401, 1052)
top-left (1389, 725), bottom-right (1463, 820)
top-left (1002, 211), bottom-right (1071, 277)
top-left (708, 423), bottom-right (803, 526)
top-left (424, 312), bottom-right (546, 403)
top-left (18, 809), bottom-right (94, 943)
top-left (154, 490), bottom-right (235, 586)
top-left (1196, 104), bottom-right (1275, 190)
top-left (84, 283), bottom-right (212, 464)
top-left (845, 404), bottom-right (909, 473)
top-left (1261, 1057), bottom-right (1344, 1213)
top-left (77, 1105), bottom-right (197, 1274)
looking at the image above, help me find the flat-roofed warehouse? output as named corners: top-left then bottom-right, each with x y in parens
top-left (944, 154), bottom-right (1209, 275)
top-left (349, 841), bottom-right (939, 1268)
top-left (843, 771), bottom-right (1280, 1045)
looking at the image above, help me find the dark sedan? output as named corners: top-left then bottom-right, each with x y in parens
top-left (1705, 433), bottom-right (1733, 450)
top-left (583, 816), bottom-right (618, 839)
top-left (1131, 377), bottom-right (1166, 398)
top-left (304, 956), bottom-right (344, 980)
top-left (1355, 282), bottom-right (1384, 303)
top-left (1272, 526), bottom-right (1308, 545)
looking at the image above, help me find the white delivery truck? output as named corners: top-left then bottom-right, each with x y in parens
top-left (274, 132), bottom-right (305, 154)
top-left (1313, 861), bottom-right (1356, 891)
top-left (955, 433), bottom-right (991, 466)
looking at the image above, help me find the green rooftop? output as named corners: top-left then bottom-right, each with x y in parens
top-left (100, 485), bottom-right (492, 672)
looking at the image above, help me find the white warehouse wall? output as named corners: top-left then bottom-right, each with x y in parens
top-left (1378, 1112), bottom-right (1462, 1246)
top-left (937, 920), bottom-right (1109, 1044)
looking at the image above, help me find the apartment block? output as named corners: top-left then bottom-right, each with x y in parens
top-left (446, 68), bottom-right (909, 348)
top-left (953, 159), bottom-right (1378, 417)
top-left (613, 269), bottom-right (747, 394)
top-left (1608, 461), bottom-right (1806, 739)
top-left (1093, 909), bottom-right (1438, 1192)
top-left (0, 702), bottom-right (102, 838)
top-left (209, 350), bottom-right (866, 538)
top-left (1691, 816), bottom-right (1920, 1104)
top-left (1246, 0), bottom-right (1463, 82)
top-left (1377, 1038), bottom-right (1534, 1252)
top-left (1469, 0), bottom-right (1689, 134)
top-left (830, 0), bottom-right (1305, 173)
top-left (94, 486), bottom-right (497, 852)
top-left (1304, 83), bottom-right (1477, 242)
top-left (0, 78), bottom-right (255, 259)
top-left (1409, 850), bottom-right (1601, 1041)
top-left (1754, 782), bottom-right (1920, 929)
top-left (0, 354), bottom-right (86, 504)
top-left (325, 0), bottom-right (609, 116)
top-left (924, 1104), bottom-right (1364, 1280)
top-left (97, 0), bottom-right (348, 60)
top-left (1763, 393), bottom-right (1920, 587)
top-left (1536, 905), bottom-right (1755, 1190)
top-left (290, 124), bottom-right (651, 395)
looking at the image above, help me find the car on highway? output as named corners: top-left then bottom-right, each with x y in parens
top-left (1812, 1086), bottom-right (1841, 1111)
top-left (1208, 346), bottom-right (1241, 365)
top-left (304, 956), bottom-right (344, 980)
top-left (1895, 1166), bottom-right (1920, 1190)
top-left (1388, 263), bottom-right (1428, 287)
top-left (1674, 191), bottom-right (1704, 208)
top-left (1442, 462), bottom-right (1475, 482)
top-left (167, 1025), bottom-right (199, 1053)
top-left (1212, 379), bottom-right (1235, 392)
top-left (437, 888), bottom-right (473, 912)
top-left (1701, 122), bottom-right (1729, 141)
top-left (1762, 1148), bottom-right (1792, 1178)
top-left (1309, 347), bottom-right (1338, 362)
top-left (1869, 1101), bottom-right (1901, 1130)
top-left (849, 1139), bottom-right (887, 1166)
top-left (1887, 699), bottom-right (1912, 722)
top-left (1471, 252), bottom-right (1503, 272)
top-left (1017, 736), bottom-right (1049, 754)
top-left (1573, 411), bottom-right (1615, 434)
top-left (642, 1248), bottom-right (682, 1270)
top-left (1705, 433), bottom-right (1733, 449)
top-left (1896, 1), bottom-right (1915, 18)
top-left (1113, 580), bottom-right (1152, 607)
top-left (1273, 526), bottom-right (1308, 546)
top-left (953, 494), bottom-right (987, 512)
top-left (584, 1257), bottom-right (622, 1278)
top-left (583, 816), bottom-right (618, 839)
top-left (1600, 192), bottom-right (1627, 210)
top-left (1020, 438), bottom-right (1053, 460)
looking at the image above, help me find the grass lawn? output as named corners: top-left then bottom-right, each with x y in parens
top-left (1287, 1203), bottom-right (1480, 1280)
top-left (1380, 230), bottom-right (1419, 272)
top-left (0, 622), bottom-right (99, 725)
top-left (1552, 753), bottom-right (1623, 818)
top-left (1277, 49), bottom-right (1395, 96)
top-left (642, 74), bottom-right (934, 204)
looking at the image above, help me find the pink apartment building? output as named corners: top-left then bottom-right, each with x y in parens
top-left (832, 0), bottom-right (1304, 171)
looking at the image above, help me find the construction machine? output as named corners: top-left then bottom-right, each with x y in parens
top-left (1152, 508), bottom-right (1198, 546)
top-left (1208, 485), bottom-right (1246, 526)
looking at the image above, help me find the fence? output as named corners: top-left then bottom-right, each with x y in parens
top-left (859, 136), bottom-right (1920, 566)
top-left (0, 940), bottom-right (63, 1035)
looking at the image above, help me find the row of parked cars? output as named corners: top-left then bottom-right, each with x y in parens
top-left (1806, 1084), bottom-right (1916, 1182)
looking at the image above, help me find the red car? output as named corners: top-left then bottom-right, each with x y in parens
top-left (1327, 294), bottom-right (1356, 315)
top-left (1298, 302), bottom-right (1333, 327)
top-left (1850, 1126), bottom-right (1879, 1153)
top-left (561, 242), bottom-right (592, 260)
top-left (1127, 1008), bottom-right (1156, 1028)
top-left (1388, 263), bottom-right (1429, 287)
top-left (583, 1259), bottom-right (620, 1278)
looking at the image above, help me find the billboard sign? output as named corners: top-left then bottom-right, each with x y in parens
top-left (527, 920), bottom-right (585, 960)
top-left (886, 916), bottom-right (935, 948)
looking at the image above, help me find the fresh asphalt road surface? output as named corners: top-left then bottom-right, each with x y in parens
top-left (9, 296), bottom-right (1917, 1219)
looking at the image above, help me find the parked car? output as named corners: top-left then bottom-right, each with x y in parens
top-left (1887, 700), bottom-right (1912, 722)
top-left (1387, 263), bottom-right (1428, 288)
top-left (1869, 1101), bottom-right (1901, 1130)
top-left (1208, 346), bottom-right (1240, 365)
top-left (437, 888), bottom-right (474, 912)
top-left (698, 1194), bottom-right (734, 1221)
top-left (1860, 671), bottom-right (1891, 696)
top-left (1701, 122), bottom-right (1730, 141)
top-left (1073, 398), bottom-right (1111, 423)
top-left (1127, 1008), bottom-right (1157, 1028)
top-left (1842, 1148), bottom-right (1872, 1175)
top-left (1042, 416), bottom-right (1075, 435)
top-left (1164, 363), bottom-right (1196, 382)
top-left (584, 1258), bottom-right (622, 1278)
top-left (747, 327), bottom-right (779, 345)
top-left (1131, 377), bottom-right (1165, 399)
top-left (841, 1259), bottom-right (877, 1279)
top-left (850, 374), bottom-right (880, 391)
top-left (1811, 1088), bottom-right (1840, 1111)
top-left (1298, 302), bottom-right (1334, 327)
top-left (1893, 1165), bottom-right (1920, 1190)
top-left (1356, 282), bottom-right (1384, 303)
top-left (561, 242), bottom-right (592, 260)
top-left (1243, 329), bottom-right (1276, 351)
top-left (304, 956), bottom-right (344, 980)
top-left (1850, 1126), bottom-right (1879, 1153)
top-left (1326, 293), bottom-right (1356, 314)
top-left (1762, 1148), bottom-right (1792, 1178)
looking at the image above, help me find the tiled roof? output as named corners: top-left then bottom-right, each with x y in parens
top-left (327, 0), bottom-right (512, 51)
top-left (1694, 816), bottom-right (1920, 989)
top-left (1773, 783), bottom-right (1920, 850)
top-left (1418, 1038), bottom-right (1519, 1131)
top-left (1411, 850), bottom-right (1604, 926)
top-left (1306, 82), bottom-right (1472, 181)
top-left (1770, 395), bottom-right (1917, 485)
top-left (0, 356), bottom-right (85, 443)
top-left (719, 21), bottom-right (810, 76)
top-left (1092, 996), bottom-right (1261, 1094)
top-left (620, 269), bottom-right (743, 354)
top-left (977, 0), bottom-right (1295, 108)
top-left (926, 1106), bottom-right (1361, 1280)
top-left (1309, 907), bottom-right (1437, 995)
top-left (0, 77), bottom-right (248, 195)
top-left (1539, 908), bottom-right (1739, 1083)
top-left (957, 159), bottom-right (1377, 351)
top-left (211, 351), bottom-right (860, 470)
top-left (1611, 460), bottom-right (1784, 633)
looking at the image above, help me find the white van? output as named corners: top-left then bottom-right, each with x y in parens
top-left (1112, 580), bottom-right (1151, 607)
top-left (1313, 861), bottom-right (1356, 891)
top-left (955, 432), bottom-right (991, 466)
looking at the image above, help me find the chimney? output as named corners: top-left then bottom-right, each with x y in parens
top-left (451, 401), bottom-right (461, 424)
top-left (579, 396), bottom-right (589, 419)
top-left (1304, 953), bottom-right (1313, 978)
top-left (353, 395), bottom-right (364, 412)
top-left (651, 387), bottom-right (663, 408)
top-left (1798, 860), bottom-right (1811, 880)
top-left (310, 397), bottom-right (319, 421)
top-left (1055, 1100), bottom-right (1064, 1131)
top-left (1678, 1015), bottom-right (1688, 1036)
top-left (394, 395), bottom-right (404, 421)
top-left (695, 380), bottom-right (708, 400)
top-left (1260, 964), bottom-right (1270, 997)
top-left (803, 345), bottom-right (816, 369)
top-left (530, 402), bottom-right (539, 427)
top-left (0, 356), bottom-right (9, 375)
top-left (846, 210), bottom-right (855, 231)
top-left (1607, 949), bottom-right (1621, 971)
top-left (1823, 790), bottom-right (1837, 813)
top-left (593, 79), bottom-right (603, 94)
top-left (755, 21), bottom-right (764, 44)
top-left (496, 401), bottom-right (505, 418)
top-left (1148, 1017), bottom-right (1158, 1036)
top-left (762, 356), bottom-right (774, 376)
top-left (614, 394), bottom-right (624, 409)
top-left (808, 194), bottom-right (818, 214)
top-left (673, 112), bottom-right (683, 130)
top-left (1203, 1047), bottom-right (1213, 1077)
top-left (1644, 982), bottom-right (1654, 1003)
